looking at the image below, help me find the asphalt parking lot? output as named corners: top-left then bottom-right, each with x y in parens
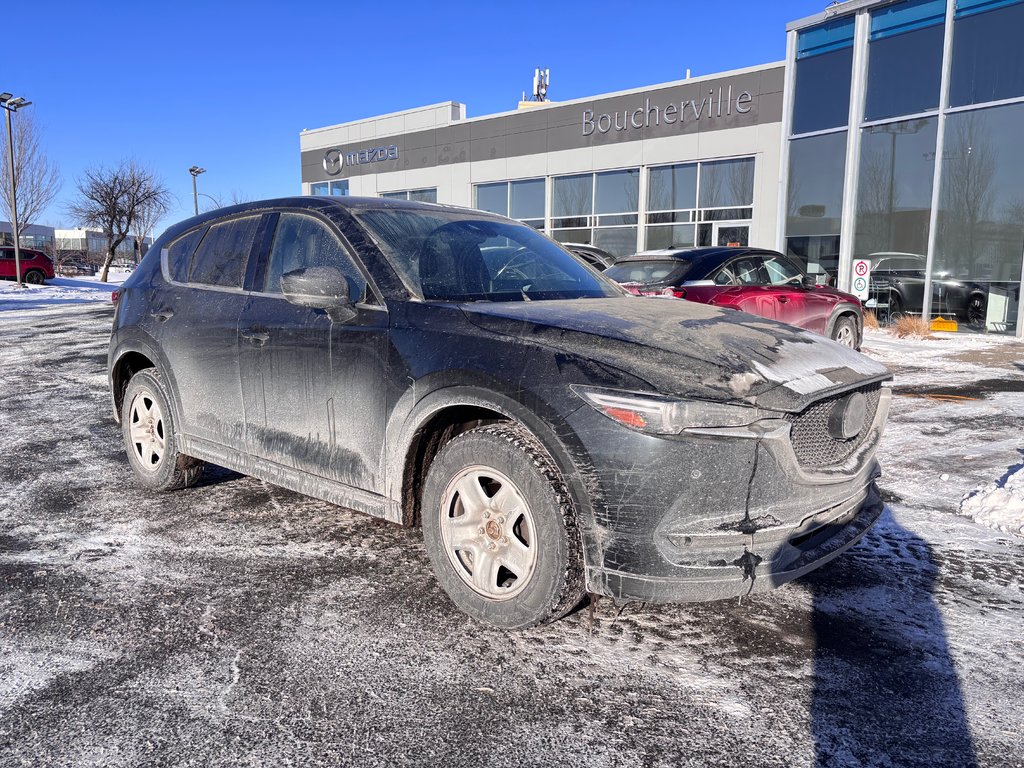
top-left (2, 303), bottom-right (1023, 767)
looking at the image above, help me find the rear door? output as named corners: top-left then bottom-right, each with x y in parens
top-left (236, 211), bottom-right (389, 493)
top-left (155, 214), bottom-right (264, 450)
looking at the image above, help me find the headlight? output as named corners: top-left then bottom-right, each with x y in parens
top-left (571, 385), bottom-right (769, 435)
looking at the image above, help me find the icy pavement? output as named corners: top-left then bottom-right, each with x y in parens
top-left (0, 306), bottom-right (1022, 767)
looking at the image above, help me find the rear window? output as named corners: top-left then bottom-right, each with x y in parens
top-left (604, 259), bottom-right (690, 285)
top-left (188, 216), bottom-right (260, 288)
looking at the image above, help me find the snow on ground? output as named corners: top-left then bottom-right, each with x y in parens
top-left (0, 273), bottom-right (127, 312)
top-left (960, 466), bottom-right (1024, 536)
top-left (0, 305), bottom-right (1021, 767)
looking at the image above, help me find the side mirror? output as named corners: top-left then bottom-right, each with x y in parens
top-left (281, 266), bottom-right (357, 322)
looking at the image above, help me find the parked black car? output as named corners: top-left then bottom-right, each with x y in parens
top-left (109, 197), bottom-right (891, 628)
top-left (561, 242), bottom-right (617, 270)
top-left (867, 252), bottom-right (987, 325)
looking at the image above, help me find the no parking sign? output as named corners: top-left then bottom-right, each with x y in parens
top-left (852, 259), bottom-right (871, 300)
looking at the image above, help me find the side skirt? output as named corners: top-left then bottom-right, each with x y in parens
top-left (179, 434), bottom-right (403, 524)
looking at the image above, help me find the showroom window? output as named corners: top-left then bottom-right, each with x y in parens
top-left (949, 0), bottom-right (1024, 107)
top-left (646, 158), bottom-right (754, 250)
top-left (865, 0), bottom-right (946, 121)
top-left (792, 16), bottom-right (856, 135)
top-left (473, 178), bottom-right (545, 229)
top-left (310, 182), bottom-right (328, 195)
top-left (551, 170), bottom-right (639, 257)
top-left (381, 188), bottom-right (437, 203)
top-left (785, 132), bottom-right (848, 277)
top-left (310, 180), bottom-right (348, 196)
top-left (853, 117), bottom-right (937, 260)
top-left (933, 102), bottom-right (1024, 333)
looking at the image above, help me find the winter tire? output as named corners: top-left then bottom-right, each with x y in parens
top-left (121, 368), bottom-right (204, 491)
top-left (831, 315), bottom-right (858, 349)
top-left (421, 422), bottom-right (585, 629)
top-left (24, 270), bottom-right (45, 285)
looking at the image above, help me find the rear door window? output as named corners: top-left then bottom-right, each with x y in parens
top-left (189, 216), bottom-right (260, 288)
top-left (264, 213), bottom-right (369, 302)
top-left (714, 257), bottom-right (766, 286)
top-left (166, 227), bottom-right (207, 283)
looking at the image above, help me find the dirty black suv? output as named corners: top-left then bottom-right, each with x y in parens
top-left (109, 197), bottom-right (892, 628)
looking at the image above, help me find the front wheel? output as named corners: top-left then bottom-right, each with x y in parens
top-left (421, 423), bottom-right (585, 629)
top-left (966, 293), bottom-right (986, 327)
top-left (831, 315), bottom-right (859, 348)
top-left (121, 369), bottom-right (204, 491)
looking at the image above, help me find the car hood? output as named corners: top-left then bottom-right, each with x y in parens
top-left (460, 297), bottom-right (889, 412)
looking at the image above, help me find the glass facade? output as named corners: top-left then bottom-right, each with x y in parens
top-left (784, 0), bottom-right (1024, 335)
top-left (646, 159), bottom-right (755, 250)
top-left (551, 170), bottom-right (640, 257)
top-left (474, 179), bottom-right (545, 229)
top-left (381, 188), bottom-right (437, 203)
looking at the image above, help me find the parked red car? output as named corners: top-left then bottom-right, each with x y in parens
top-left (605, 247), bottom-right (863, 349)
top-left (0, 247), bottom-right (55, 284)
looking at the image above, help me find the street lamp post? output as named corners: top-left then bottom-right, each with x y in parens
top-left (189, 166), bottom-right (206, 216)
top-left (1, 93), bottom-right (32, 289)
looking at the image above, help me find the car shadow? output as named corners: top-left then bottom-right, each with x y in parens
top-left (806, 508), bottom-right (977, 766)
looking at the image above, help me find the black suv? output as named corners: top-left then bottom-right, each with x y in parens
top-left (109, 197), bottom-right (891, 628)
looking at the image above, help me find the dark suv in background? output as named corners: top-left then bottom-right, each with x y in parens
top-left (109, 197), bottom-right (891, 628)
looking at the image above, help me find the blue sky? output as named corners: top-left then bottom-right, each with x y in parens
top-left (8, 0), bottom-right (826, 232)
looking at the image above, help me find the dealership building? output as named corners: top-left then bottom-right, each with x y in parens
top-left (300, 0), bottom-right (1024, 337)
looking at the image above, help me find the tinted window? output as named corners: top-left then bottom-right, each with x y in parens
top-left (475, 182), bottom-right (507, 216)
top-left (762, 255), bottom-right (803, 285)
top-left (265, 213), bottom-right (368, 301)
top-left (355, 209), bottom-right (619, 302)
top-left (950, 0), bottom-right (1024, 107)
top-left (189, 216), bottom-right (259, 288)
top-left (509, 179), bottom-right (545, 221)
top-left (604, 259), bottom-right (690, 285)
top-left (648, 164), bottom-right (698, 211)
top-left (699, 158), bottom-right (755, 208)
top-left (552, 174), bottom-right (592, 219)
top-left (865, 0), bottom-right (945, 121)
top-left (166, 228), bottom-right (206, 283)
top-left (793, 17), bottom-right (855, 134)
top-left (595, 169), bottom-right (639, 214)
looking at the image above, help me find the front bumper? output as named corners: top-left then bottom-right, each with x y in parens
top-left (566, 386), bottom-right (891, 603)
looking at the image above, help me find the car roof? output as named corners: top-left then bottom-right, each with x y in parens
top-left (610, 246), bottom-right (787, 276)
top-left (156, 195), bottom-right (505, 245)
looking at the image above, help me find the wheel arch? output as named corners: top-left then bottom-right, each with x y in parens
top-left (389, 385), bottom-right (593, 533)
top-left (109, 336), bottom-right (179, 426)
top-left (825, 302), bottom-right (864, 348)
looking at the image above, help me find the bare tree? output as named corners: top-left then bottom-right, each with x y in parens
top-left (67, 161), bottom-right (170, 282)
top-left (130, 193), bottom-right (171, 263)
top-left (0, 111), bottom-right (61, 238)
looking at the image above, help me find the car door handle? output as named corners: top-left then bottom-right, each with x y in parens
top-left (240, 329), bottom-right (270, 346)
top-left (778, 297), bottom-right (789, 303)
top-left (150, 310), bottom-right (174, 322)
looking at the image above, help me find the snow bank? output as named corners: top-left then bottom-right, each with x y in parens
top-left (0, 274), bottom-right (126, 311)
top-left (960, 465), bottom-right (1024, 537)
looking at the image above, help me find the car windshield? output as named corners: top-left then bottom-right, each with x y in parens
top-left (355, 208), bottom-right (621, 302)
top-left (603, 259), bottom-right (692, 285)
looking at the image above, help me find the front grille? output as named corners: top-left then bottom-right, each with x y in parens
top-left (786, 383), bottom-right (882, 468)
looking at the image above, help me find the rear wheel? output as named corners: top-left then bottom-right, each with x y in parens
top-left (121, 369), bottom-right (204, 491)
top-left (421, 423), bottom-right (585, 629)
top-left (831, 315), bottom-right (858, 348)
top-left (24, 270), bottom-right (45, 285)
top-left (966, 293), bottom-right (986, 327)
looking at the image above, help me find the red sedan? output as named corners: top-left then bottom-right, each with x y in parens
top-left (0, 246), bottom-right (55, 285)
top-left (604, 246), bottom-right (863, 349)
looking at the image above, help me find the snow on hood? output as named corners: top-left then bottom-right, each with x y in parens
top-left (460, 297), bottom-right (890, 412)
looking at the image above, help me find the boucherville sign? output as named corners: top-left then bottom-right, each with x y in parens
top-left (582, 86), bottom-right (752, 136)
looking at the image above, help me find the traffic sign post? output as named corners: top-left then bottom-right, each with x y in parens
top-left (852, 259), bottom-right (871, 300)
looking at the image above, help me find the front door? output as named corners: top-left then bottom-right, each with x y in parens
top-left (237, 211), bottom-right (389, 493)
